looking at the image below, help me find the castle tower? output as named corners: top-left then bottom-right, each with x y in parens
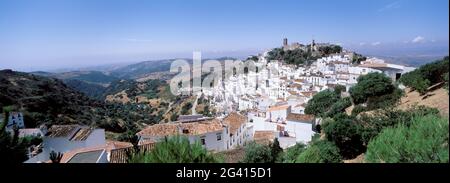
top-left (283, 38), bottom-right (288, 47)
top-left (311, 39), bottom-right (316, 52)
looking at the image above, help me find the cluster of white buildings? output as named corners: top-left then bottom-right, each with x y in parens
top-left (5, 39), bottom-right (416, 163)
top-left (195, 43), bottom-right (415, 149)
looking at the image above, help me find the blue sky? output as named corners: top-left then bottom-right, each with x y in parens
top-left (0, 0), bottom-right (448, 71)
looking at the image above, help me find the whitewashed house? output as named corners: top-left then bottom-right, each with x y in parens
top-left (4, 112), bottom-right (25, 132)
top-left (136, 113), bottom-right (252, 152)
top-left (285, 113), bottom-right (316, 144)
top-left (266, 105), bottom-right (291, 123)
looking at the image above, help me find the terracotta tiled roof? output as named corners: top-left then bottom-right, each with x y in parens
top-left (254, 131), bottom-right (275, 145)
top-left (223, 112), bottom-right (247, 135)
top-left (179, 119), bottom-right (224, 135)
top-left (106, 140), bottom-right (133, 150)
top-left (268, 105), bottom-right (290, 112)
top-left (109, 143), bottom-right (156, 163)
top-left (136, 123), bottom-right (179, 137)
top-left (136, 119), bottom-right (224, 137)
top-left (291, 83), bottom-right (302, 88)
top-left (286, 113), bottom-right (315, 123)
top-left (46, 125), bottom-right (94, 141)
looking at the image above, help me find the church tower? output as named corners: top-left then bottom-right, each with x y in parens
top-left (283, 38), bottom-right (288, 47)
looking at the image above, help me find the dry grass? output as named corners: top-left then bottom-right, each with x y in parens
top-left (398, 88), bottom-right (449, 117)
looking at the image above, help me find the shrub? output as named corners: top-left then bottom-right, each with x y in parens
top-left (242, 142), bottom-right (274, 163)
top-left (358, 106), bottom-right (440, 145)
top-left (351, 104), bottom-right (366, 116)
top-left (350, 73), bottom-right (392, 102)
top-left (334, 85), bottom-right (346, 95)
top-left (399, 56), bottom-right (449, 94)
top-left (322, 114), bottom-right (365, 159)
top-left (296, 140), bottom-right (342, 163)
top-left (325, 97), bottom-right (352, 118)
top-left (129, 136), bottom-right (222, 163)
top-left (270, 138), bottom-right (283, 162)
top-left (365, 114), bottom-right (449, 163)
top-left (282, 143), bottom-right (306, 163)
top-left (305, 89), bottom-right (340, 117)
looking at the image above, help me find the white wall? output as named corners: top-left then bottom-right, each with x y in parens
top-left (285, 121), bottom-right (314, 144)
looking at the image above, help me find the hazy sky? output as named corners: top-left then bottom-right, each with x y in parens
top-left (0, 0), bottom-right (448, 71)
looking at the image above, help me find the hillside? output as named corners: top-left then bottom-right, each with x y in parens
top-left (0, 69), bottom-right (175, 142)
top-left (31, 71), bottom-right (119, 99)
top-left (398, 87), bottom-right (449, 117)
top-left (0, 69), bottom-right (104, 127)
top-left (110, 59), bottom-right (174, 79)
top-left (31, 70), bottom-right (118, 86)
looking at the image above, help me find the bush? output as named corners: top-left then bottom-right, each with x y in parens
top-left (350, 73), bottom-right (396, 104)
top-left (325, 97), bottom-right (352, 118)
top-left (358, 106), bottom-right (440, 145)
top-left (305, 89), bottom-right (340, 117)
top-left (399, 56), bottom-right (449, 94)
top-left (129, 136), bottom-right (222, 163)
top-left (351, 105), bottom-right (366, 116)
top-left (366, 87), bottom-right (403, 110)
top-left (270, 138), bottom-right (283, 162)
top-left (296, 140), bottom-right (342, 163)
top-left (242, 142), bottom-right (274, 163)
top-left (282, 143), bottom-right (306, 163)
top-left (349, 72), bottom-right (402, 110)
top-left (365, 114), bottom-right (449, 163)
top-left (333, 85), bottom-right (346, 95)
top-left (322, 114), bottom-right (365, 159)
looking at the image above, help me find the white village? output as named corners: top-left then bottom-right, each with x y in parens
top-left (1, 38), bottom-right (417, 163)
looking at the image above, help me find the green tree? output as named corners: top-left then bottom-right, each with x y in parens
top-left (357, 106), bottom-right (440, 145)
top-left (333, 85), bottom-right (346, 95)
top-left (325, 97), bottom-right (352, 118)
top-left (399, 56), bottom-right (449, 94)
top-left (296, 140), bottom-right (342, 163)
top-left (322, 114), bottom-right (365, 159)
top-left (365, 114), bottom-right (449, 163)
top-left (270, 138), bottom-right (283, 162)
top-left (305, 89), bottom-right (339, 117)
top-left (242, 142), bottom-right (274, 163)
top-left (349, 72), bottom-right (401, 109)
top-left (128, 136), bottom-right (221, 163)
top-left (181, 102), bottom-right (192, 115)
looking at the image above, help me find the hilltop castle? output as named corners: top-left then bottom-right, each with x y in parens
top-left (282, 38), bottom-right (330, 53)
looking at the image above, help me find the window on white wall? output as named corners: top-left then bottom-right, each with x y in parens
top-left (216, 133), bottom-right (222, 141)
top-left (200, 136), bottom-right (206, 145)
